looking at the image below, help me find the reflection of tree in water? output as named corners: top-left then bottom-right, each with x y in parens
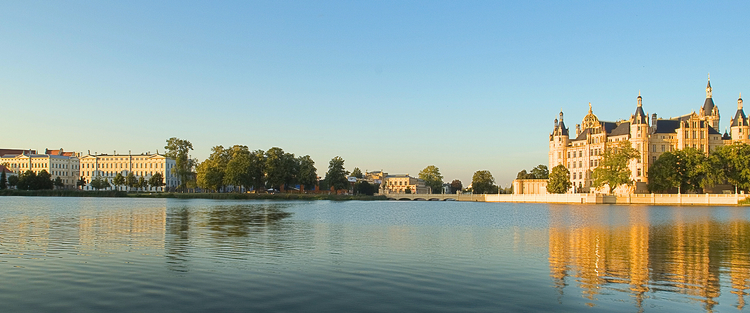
top-left (164, 203), bottom-right (298, 272)
top-left (166, 207), bottom-right (192, 272)
top-left (203, 204), bottom-right (292, 238)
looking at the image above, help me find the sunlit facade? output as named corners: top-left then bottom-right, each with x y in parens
top-left (78, 152), bottom-right (178, 191)
top-left (549, 77), bottom-right (749, 193)
top-left (0, 151), bottom-right (80, 188)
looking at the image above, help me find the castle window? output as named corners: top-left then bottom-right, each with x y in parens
top-left (567, 151), bottom-right (571, 158)
top-left (578, 151), bottom-right (582, 158)
top-left (652, 145), bottom-right (656, 151)
top-left (701, 132), bottom-right (704, 139)
top-left (661, 145), bottom-right (665, 152)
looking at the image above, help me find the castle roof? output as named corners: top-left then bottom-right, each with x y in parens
top-left (632, 105), bottom-right (647, 124)
top-left (609, 122), bottom-right (631, 136)
top-left (731, 108), bottom-right (747, 127)
top-left (703, 97), bottom-right (716, 116)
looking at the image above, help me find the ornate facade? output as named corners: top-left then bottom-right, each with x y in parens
top-left (549, 77), bottom-right (749, 193)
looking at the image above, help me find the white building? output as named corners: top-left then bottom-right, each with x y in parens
top-left (78, 152), bottom-right (178, 191)
top-left (0, 151), bottom-right (80, 188)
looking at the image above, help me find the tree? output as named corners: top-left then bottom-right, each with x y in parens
top-left (547, 164), bottom-right (571, 194)
top-left (450, 179), bottom-right (462, 194)
top-left (419, 165), bottom-right (444, 194)
top-left (249, 149), bottom-right (266, 191)
top-left (530, 165), bottom-right (549, 179)
top-left (516, 170), bottom-right (532, 179)
top-left (224, 145), bottom-right (252, 192)
top-left (197, 159), bottom-right (224, 192)
top-left (165, 137), bottom-right (195, 192)
top-left (149, 172), bottom-right (165, 191)
top-left (113, 173), bottom-right (125, 191)
top-left (354, 180), bottom-right (376, 195)
top-left (471, 170), bottom-right (495, 194)
top-left (297, 155), bottom-right (317, 191)
top-left (37, 170), bottom-right (54, 190)
top-left (54, 177), bottom-right (64, 189)
top-left (90, 176), bottom-right (110, 191)
top-left (325, 156), bottom-right (349, 191)
top-left (138, 176), bottom-right (147, 191)
top-left (265, 147), bottom-right (298, 191)
top-left (706, 143), bottom-right (750, 192)
top-left (76, 177), bottom-right (86, 190)
top-left (647, 151), bottom-right (681, 193)
top-left (351, 168), bottom-right (363, 179)
top-left (126, 172), bottom-right (138, 191)
top-left (0, 170), bottom-right (6, 190)
top-left (591, 140), bottom-right (640, 194)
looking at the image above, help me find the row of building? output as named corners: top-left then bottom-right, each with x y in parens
top-left (518, 76), bottom-right (750, 194)
top-left (0, 148), bottom-right (179, 191)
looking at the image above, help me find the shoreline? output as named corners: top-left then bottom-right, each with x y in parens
top-left (0, 190), bottom-right (387, 201)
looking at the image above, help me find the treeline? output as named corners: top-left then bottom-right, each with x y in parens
top-left (194, 144), bottom-right (349, 193)
top-left (0, 170), bottom-right (65, 190)
top-left (648, 142), bottom-right (750, 193)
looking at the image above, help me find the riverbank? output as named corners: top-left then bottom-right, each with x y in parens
top-left (0, 189), bottom-right (387, 201)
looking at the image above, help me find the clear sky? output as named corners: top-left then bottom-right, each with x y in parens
top-left (3, 1), bottom-right (750, 186)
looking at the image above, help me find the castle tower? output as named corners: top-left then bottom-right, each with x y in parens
top-left (730, 93), bottom-right (750, 143)
top-left (630, 91), bottom-right (650, 183)
top-left (549, 111), bottom-right (569, 170)
top-left (701, 74), bottom-right (721, 130)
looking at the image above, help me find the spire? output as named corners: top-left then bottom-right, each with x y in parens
top-left (637, 91), bottom-right (642, 107)
top-left (588, 102), bottom-right (592, 114)
top-left (740, 93), bottom-right (744, 110)
top-left (706, 73), bottom-right (712, 98)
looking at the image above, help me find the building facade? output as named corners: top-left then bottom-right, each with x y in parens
top-left (549, 77), bottom-right (748, 193)
top-left (0, 151), bottom-right (80, 188)
top-left (381, 174), bottom-right (429, 194)
top-left (78, 152), bottom-right (178, 191)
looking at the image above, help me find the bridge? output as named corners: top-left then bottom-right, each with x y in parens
top-left (380, 193), bottom-right (486, 201)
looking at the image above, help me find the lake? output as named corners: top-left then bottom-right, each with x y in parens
top-left (0, 197), bottom-right (748, 312)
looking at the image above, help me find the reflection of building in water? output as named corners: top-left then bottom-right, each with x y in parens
top-left (78, 207), bottom-right (166, 251)
top-left (549, 207), bottom-right (750, 311)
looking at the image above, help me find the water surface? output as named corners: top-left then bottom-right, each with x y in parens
top-left (0, 197), bottom-right (748, 312)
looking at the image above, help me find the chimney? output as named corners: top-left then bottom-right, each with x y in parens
top-left (576, 124), bottom-right (581, 137)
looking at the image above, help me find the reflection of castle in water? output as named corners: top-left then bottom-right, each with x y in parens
top-left (549, 207), bottom-right (750, 311)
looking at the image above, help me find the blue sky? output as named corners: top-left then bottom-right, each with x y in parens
top-left (3, 1), bottom-right (750, 186)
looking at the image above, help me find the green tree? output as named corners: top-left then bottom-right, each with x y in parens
top-left (90, 176), bottom-right (110, 191)
top-left (648, 147), bottom-right (708, 193)
top-left (591, 140), bottom-right (640, 194)
top-left (706, 143), bottom-right (750, 192)
top-left (149, 172), bottom-right (165, 191)
top-left (450, 179), bottom-right (462, 194)
top-left (325, 156), bottom-right (349, 191)
top-left (471, 170), bottom-right (495, 194)
top-left (113, 173), bottom-right (125, 191)
top-left (76, 177), bottom-right (86, 190)
top-left (249, 149), bottom-right (266, 191)
top-left (547, 164), bottom-right (572, 194)
top-left (54, 177), bottom-right (64, 189)
top-left (196, 159), bottom-right (224, 192)
top-left (354, 180), bottom-right (376, 195)
top-left (138, 176), bottom-right (147, 191)
top-left (126, 172), bottom-right (138, 191)
top-left (297, 155), bottom-right (317, 191)
top-left (224, 145), bottom-right (252, 192)
top-left (516, 170), bottom-right (532, 179)
top-left (351, 167), bottom-right (363, 179)
top-left (419, 165), bottom-right (444, 194)
top-left (38, 170), bottom-right (53, 190)
top-left (530, 165), bottom-right (549, 179)
top-left (0, 170), bottom-right (6, 190)
top-left (165, 137), bottom-right (195, 192)
top-left (265, 147), bottom-right (299, 191)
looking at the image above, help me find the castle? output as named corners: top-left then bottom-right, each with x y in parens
top-left (549, 76), bottom-right (750, 193)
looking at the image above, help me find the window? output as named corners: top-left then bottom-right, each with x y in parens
top-left (652, 156), bottom-right (657, 163)
top-left (567, 151), bottom-right (571, 158)
top-left (578, 151), bottom-right (582, 158)
top-left (637, 168), bottom-right (642, 177)
top-left (578, 161), bottom-right (582, 168)
top-left (652, 145), bottom-right (656, 151)
top-left (661, 145), bottom-right (665, 152)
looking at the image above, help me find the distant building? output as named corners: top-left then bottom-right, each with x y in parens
top-left (364, 170), bottom-right (386, 185)
top-left (381, 174), bottom-right (429, 194)
top-left (547, 76), bottom-right (750, 194)
top-left (0, 149), bottom-right (37, 156)
top-left (78, 152), bottom-right (178, 191)
top-left (0, 151), bottom-right (80, 188)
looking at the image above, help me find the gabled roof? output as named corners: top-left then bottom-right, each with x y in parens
top-left (633, 106), bottom-right (647, 124)
top-left (602, 122), bottom-right (618, 134)
top-left (572, 128), bottom-right (590, 141)
top-left (708, 126), bottom-right (721, 135)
